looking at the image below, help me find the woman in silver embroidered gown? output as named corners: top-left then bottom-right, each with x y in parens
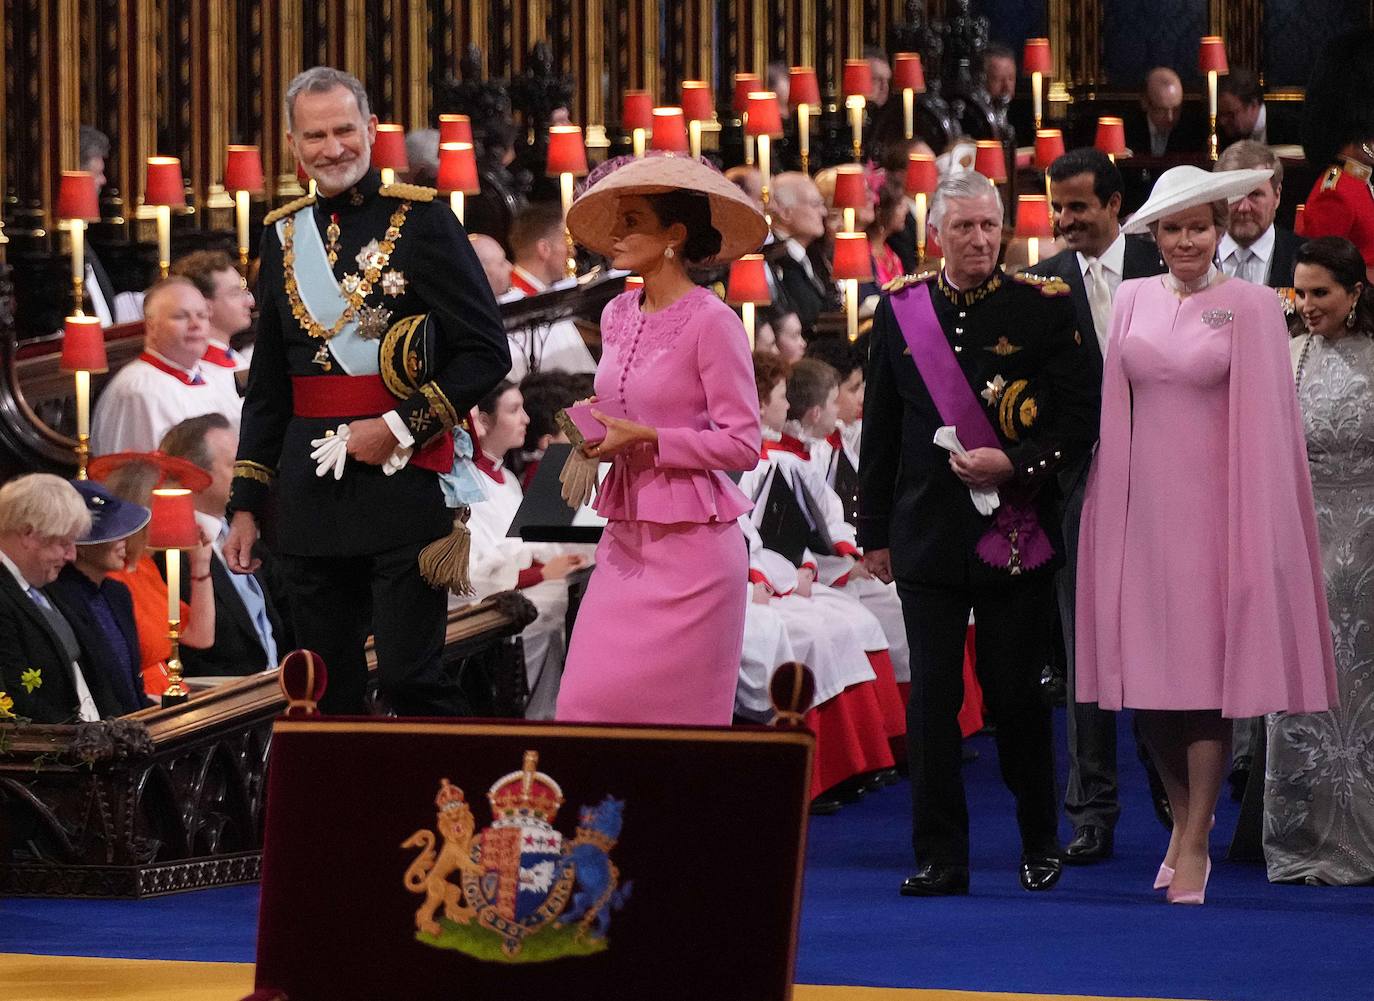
top-left (1265, 236), bottom-right (1374, 885)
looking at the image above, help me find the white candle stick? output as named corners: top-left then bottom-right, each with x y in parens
top-left (234, 190), bottom-right (250, 264)
top-left (155, 204), bottom-right (171, 277)
top-left (688, 121), bottom-right (701, 159)
top-left (846, 279), bottom-right (859, 342)
top-left (632, 128), bottom-right (646, 158)
top-left (75, 370), bottom-right (90, 438)
top-left (450, 191), bottom-right (464, 224)
top-left (903, 89), bottom-right (915, 140)
top-left (914, 193), bottom-right (928, 262)
top-left (381, 167), bottom-right (396, 186)
top-left (798, 105), bottom-right (810, 167)
top-left (69, 220), bottom-right (84, 286)
top-left (1032, 73), bottom-right (1044, 130)
top-left (742, 302), bottom-right (755, 348)
top-left (166, 548), bottom-right (180, 625)
top-left (1027, 236), bottom-right (1040, 267)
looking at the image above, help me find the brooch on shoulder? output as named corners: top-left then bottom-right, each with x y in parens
top-left (1201, 309), bottom-right (1233, 328)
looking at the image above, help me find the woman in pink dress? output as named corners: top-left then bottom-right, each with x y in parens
top-left (1076, 166), bottom-right (1338, 904)
top-left (555, 154), bottom-right (768, 725)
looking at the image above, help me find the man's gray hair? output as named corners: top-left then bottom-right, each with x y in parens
top-left (79, 126), bottom-right (110, 167)
top-left (770, 172), bottom-right (816, 213)
top-left (1215, 139), bottom-right (1283, 188)
top-left (929, 171), bottom-right (1003, 231)
top-left (0, 474), bottom-right (91, 539)
top-left (285, 66), bottom-right (371, 132)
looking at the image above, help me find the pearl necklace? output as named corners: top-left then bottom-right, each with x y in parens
top-left (1164, 264), bottom-right (1219, 296)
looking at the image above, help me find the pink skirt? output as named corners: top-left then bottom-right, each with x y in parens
top-left (557, 519), bottom-right (747, 725)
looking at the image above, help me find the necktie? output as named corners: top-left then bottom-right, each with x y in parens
top-left (1233, 247), bottom-right (1259, 284)
top-left (26, 586), bottom-right (99, 721)
top-left (217, 522), bottom-right (279, 668)
top-left (1086, 259), bottom-right (1114, 357)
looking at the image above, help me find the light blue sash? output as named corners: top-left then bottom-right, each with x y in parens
top-left (277, 206), bottom-right (380, 376)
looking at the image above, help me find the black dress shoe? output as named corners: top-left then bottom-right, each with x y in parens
top-left (900, 864), bottom-right (970, 897)
top-left (808, 792), bottom-right (845, 815)
top-left (1063, 825), bottom-right (1114, 864)
top-left (1019, 852), bottom-right (1062, 891)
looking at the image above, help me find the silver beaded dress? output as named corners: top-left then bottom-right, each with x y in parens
top-left (1264, 332), bottom-right (1374, 884)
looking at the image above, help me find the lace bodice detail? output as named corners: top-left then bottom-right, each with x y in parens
top-left (600, 285), bottom-right (712, 375)
top-left (1299, 334), bottom-right (1374, 485)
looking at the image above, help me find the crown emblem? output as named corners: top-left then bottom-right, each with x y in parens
top-left (487, 750), bottom-right (565, 823)
top-left (435, 777), bottom-right (466, 813)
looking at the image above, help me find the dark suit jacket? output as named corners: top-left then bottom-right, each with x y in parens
top-left (1122, 106), bottom-right (1208, 157)
top-left (0, 566), bottom-right (123, 723)
top-left (771, 245), bottom-right (840, 333)
top-left (46, 565), bottom-right (147, 716)
top-left (1266, 226), bottom-right (1303, 288)
top-left (180, 551), bottom-right (289, 677)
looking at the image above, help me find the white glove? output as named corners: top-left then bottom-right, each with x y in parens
top-left (310, 424), bottom-right (351, 480)
top-left (382, 445), bottom-right (413, 476)
top-left (933, 425), bottom-right (1000, 516)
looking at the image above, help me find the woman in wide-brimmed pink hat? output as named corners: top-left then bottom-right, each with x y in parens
top-left (554, 153), bottom-right (767, 725)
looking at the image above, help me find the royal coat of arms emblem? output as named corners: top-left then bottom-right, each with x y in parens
top-left (400, 750), bottom-right (631, 962)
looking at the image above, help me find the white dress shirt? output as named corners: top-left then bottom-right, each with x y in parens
top-left (1077, 231), bottom-right (1127, 357)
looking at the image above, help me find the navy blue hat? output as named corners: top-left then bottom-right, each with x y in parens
top-left (71, 480), bottom-right (151, 545)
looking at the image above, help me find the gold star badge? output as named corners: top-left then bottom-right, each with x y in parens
top-left (356, 305), bottom-right (393, 340)
top-left (356, 239), bottom-right (384, 272)
top-left (381, 269), bottom-right (408, 296)
top-left (981, 374), bottom-right (1007, 405)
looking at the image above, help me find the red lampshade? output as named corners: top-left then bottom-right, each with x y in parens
top-left (372, 124), bottom-right (409, 171)
top-left (745, 92), bottom-right (783, 137)
top-left (832, 232), bottom-right (873, 281)
top-left (1023, 37), bottom-right (1053, 76)
top-left (144, 157), bottom-right (186, 207)
top-left (1094, 116), bottom-right (1127, 156)
top-left (893, 53), bottom-right (926, 92)
top-left (789, 67), bottom-right (821, 108)
top-left (1199, 35), bottom-right (1229, 74)
top-left (974, 140), bottom-right (1008, 183)
top-left (1295, 203), bottom-right (1305, 236)
top-left (726, 254), bottom-right (772, 305)
top-left (905, 153), bottom-right (938, 196)
top-left (148, 488), bottom-right (199, 550)
top-left (60, 315), bottom-right (107, 373)
top-left (832, 166), bottom-right (869, 209)
top-left (224, 145), bottom-right (264, 193)
top-left (733, 73), bottom-right (761, 114)
top-left (57, 171), bottom-right (100, 221)
top-left (437, 142), bottom-right (480, 195)
top-left (546, 125), bottom-right (589, 176)
top-left (623, 90), bottom-right (654, 131)
top-left (1014, 195), bottom-right (1054, 239)
top-left (681, 80), bottom-right (714, 121)
top-left (438, 114), bottom-right (473, 145)
top-left (1034, 129), bottom-right (1065, 170)
top-left (843, 59), bottom-right (873, 100)
top-left (650, 108), bottom-right (689, 153)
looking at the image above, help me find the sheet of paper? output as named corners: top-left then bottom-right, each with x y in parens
top-left (933, 425), bottom-right (1000, 516)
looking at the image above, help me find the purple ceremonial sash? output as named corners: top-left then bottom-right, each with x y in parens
top-left (889, 281), bottom-right (1053, 574)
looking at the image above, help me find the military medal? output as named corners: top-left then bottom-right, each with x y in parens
top-left (381, 269), bottom-right (407, 296)
top-left (326, 213), bottom-right (341, 267)
top-left (340, 273), bottom-right (363, 295)
top-left (356, 305), bottom-right (393, 340)
top-left (981, 374), bottom-right (1007, 405)
top-left (312, 343), bottom-right (333, 370)
top-left (356, 239), bottom-right (385, 272)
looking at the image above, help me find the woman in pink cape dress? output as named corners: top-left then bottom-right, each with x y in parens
top-left (554, 154), bottom-right (767, 725)
top-left (1075, 166), bottom-right (1337, 905)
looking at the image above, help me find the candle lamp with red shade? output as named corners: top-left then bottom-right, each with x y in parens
top-left (1015, 195), bottom-right (1054, 267)
top-left (789, 67), bottom-right (821, 173)
top-left (623, 91), bottom-right (653, 157)
top-left (733, 73), bottom-right (761, 165)
top-left (547, 125), bottom-right (589, 279)
top-left (373, 125), bottom-right (408, 185)
top-left (224, 145), bottom-right (265, 269)
top-left (1199, 36), bottom-right (1229, 161)
top-left (842, 59), bottom-right (873, 162)
top-left (1094, 116), bottom-right (1127, 164)
top-left (726, 254), bottom-right (772, 346)
top-left (437, 142), bottom-right (480, 224)
top-left (745, 92), bottom-right (783, 215)
top-left (832, 232), bottom-right (873, 342)
top-left (681, 81), bottom-right (714, 159)
top-left (974, 140), bottom-right (1008, 185)
top-left (1022, 38), bottom-right (1053, 130)
top-left (57, 171), bottom-right (100, 313)
top-left (144, 157), bottom-right (186, 278)
top-left (833, 165), bottom-right (868, 234)
top-left (1035, 128), bottom-right (1065, 204)
top-left (893, 53), bottom-right (926, 141)
top-left (905, 153), bottom-right (938, 263)
top-left (148, 487), bottom-right (199, 706)
top-left (650, 107), bottom-right (689, 154)
top-left (60, 315), bottom-right (106, 478)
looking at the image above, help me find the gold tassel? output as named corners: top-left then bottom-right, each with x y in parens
top-left (418, 507), bottom-right (473, 595)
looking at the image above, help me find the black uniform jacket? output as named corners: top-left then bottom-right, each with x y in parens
top-left (857, 269), bottom-right (1101, 587)
top-left (229, 170), bottom-right (509, 557)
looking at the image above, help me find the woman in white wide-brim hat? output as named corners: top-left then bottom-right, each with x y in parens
top-left (1075, 164), bottom-right (1338, 904)
top-left (553, 153), bottom-right (768, 725)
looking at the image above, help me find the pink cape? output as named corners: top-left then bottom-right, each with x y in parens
top-left (1076, 276), bottom-right (1337, 718)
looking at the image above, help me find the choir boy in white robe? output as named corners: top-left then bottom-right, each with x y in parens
top-left (460, 381), bottom-right (591, 719)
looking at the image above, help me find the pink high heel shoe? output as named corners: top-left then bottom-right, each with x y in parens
top-left (1167, 858), bottom-right (1211, 905)
top-left (1153, 864), bottom-right (1175, 890)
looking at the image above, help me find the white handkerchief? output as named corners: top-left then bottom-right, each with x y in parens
top-left (933, 425), bottom-right (1000, 516)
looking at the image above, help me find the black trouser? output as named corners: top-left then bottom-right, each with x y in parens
top-left (897, 574), bottom-right (1060, 867)
top-left (278, 540), bottom-right (455, 716)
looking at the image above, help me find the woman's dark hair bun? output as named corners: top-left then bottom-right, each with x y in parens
top-left (646, 189), bottom-right (723, 263)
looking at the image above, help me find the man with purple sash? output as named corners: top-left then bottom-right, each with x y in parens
top-left (859, 171), bottom-right (1100, 896)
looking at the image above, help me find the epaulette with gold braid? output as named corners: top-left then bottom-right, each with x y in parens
top-left (380, 182), bottom-right (437, 203)
top-left (882, 269), bottom-right (937, 294)
top-left (1322, 165), bottom-right (1342, 191)
top-left (1013, 272), bottom-right (1071, 297)
top-left (263, 194), bottom-right (316, 226)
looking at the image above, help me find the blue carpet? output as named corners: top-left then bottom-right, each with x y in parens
top-left (2, 712), bottom-right (1371, 999)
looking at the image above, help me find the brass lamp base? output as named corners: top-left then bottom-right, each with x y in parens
top-left (160, 625), bottom-right (190, 707)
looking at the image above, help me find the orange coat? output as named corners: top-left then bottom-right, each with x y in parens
top-left (108, 555), bottom-right (192, 696)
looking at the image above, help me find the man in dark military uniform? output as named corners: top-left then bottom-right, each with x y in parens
top-left (859, 171), bottom-right (1100, 896)
top-left (224, 67), bottom-right (509, 715)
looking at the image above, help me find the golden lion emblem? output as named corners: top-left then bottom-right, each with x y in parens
top-left (400, 778), bottom-right (482, 935)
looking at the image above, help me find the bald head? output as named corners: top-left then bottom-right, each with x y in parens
top-left (142, 277), bottom-right (210, 369)
top-left (770, 172), bottom-right (826, 245)
top-left (1142, 67), bottom-right (1184, 133)
top-left (469, 234), bottom-right (512, 297)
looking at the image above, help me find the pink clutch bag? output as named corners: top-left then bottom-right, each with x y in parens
top-left (555, 399), bottom-right (628, 447)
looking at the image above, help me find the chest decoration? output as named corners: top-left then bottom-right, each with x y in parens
top-left (357, 305), bottom-right (395, 341)
top-left (980, 374), bottom-right (1007, 405)
top-left (985, 336), bottom-right (1022, 356)
top-left (382, 269), bottom-right (408, 296)
top-left (282, 201), bottom-right (412, 347)
top-left (1201, 309), bottom-right (1233, 328)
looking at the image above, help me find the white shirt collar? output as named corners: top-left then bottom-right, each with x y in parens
top-left (1077, 230), bottom-right (1126, 278)
top-left (0, 549), bottom-right (37, 591)
top-left (784, 238), bottom-right (809, 262)
top-left (1252, 103), bottom-right (1267, 142)
top-left (1219, 223), bottom-right (1276, 265)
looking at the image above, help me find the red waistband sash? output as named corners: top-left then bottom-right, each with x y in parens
top-left (291, 374), bottom-right (453, 474)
